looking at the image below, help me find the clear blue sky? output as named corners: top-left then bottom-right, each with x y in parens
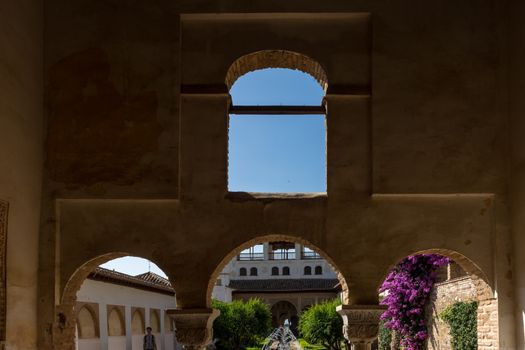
top-left (100, 68), bottom-right (326, 277)
top-left (229, 68), bottom-right (326, 193)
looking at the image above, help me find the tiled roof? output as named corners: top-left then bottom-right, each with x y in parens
top-left (228, 279), bottom-right (340, 292)
top-left (88, 267), bottom-right (174, 295)
top-left (134, 271), bottom-right (173, 289)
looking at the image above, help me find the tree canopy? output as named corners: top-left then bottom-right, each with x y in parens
top-left (211, 298), bottom-right (272, 350)
top-left (298, 299), bottom-right (345, 350)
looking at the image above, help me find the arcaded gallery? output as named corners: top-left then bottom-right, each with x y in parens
top-left (2, 1), bottom-right (525, 349)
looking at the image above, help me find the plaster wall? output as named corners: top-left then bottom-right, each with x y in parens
top-left (0, 1), bottom-right (43, 349)
top-left (38, 0), bottom-right (518, 349)
top-left (76, 279), bottom-right (176, 350)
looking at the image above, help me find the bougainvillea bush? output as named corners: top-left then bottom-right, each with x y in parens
top-left (379, 254), bottom-right (450, 350)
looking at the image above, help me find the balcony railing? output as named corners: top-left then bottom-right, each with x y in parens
top-left (269, 251), bottom-right (296, 260)
top-left (237, 252), bottom-right (265, 261)
top-left (301, 251), bottom-right (322, 260)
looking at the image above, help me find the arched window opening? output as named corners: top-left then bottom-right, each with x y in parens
top-left (314, 266), bottom-right (322, 275)
top-left (227, 52), bottom-right (327, 194)
top-left (208, 235), bottom-right (347, 335)
top-left (239, 268), bottom-right (247, 276)
top-left (250, 267), bottom-right (258, 276)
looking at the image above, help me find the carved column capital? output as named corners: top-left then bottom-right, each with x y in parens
top-left (167, 308), bottom-right (220, 350)
top-left (337, 305), bottom-right (386, 347)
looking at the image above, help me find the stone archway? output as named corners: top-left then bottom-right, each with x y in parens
top-left (271, 301), bottom-right (299, 333)
top-left (380, 249), bottom-right (497, 350)
top-left (225, 50), bottom-right (328, 92)
top-left (206, 234), bottom-right (350, 307)
top-left (54, 253), bottom-right (174, 350)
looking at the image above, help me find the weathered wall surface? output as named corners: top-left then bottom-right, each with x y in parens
top-left (509, 0), bottom-right (525, 347)
top-left (0, 1), bottom-right (43, 349)
top-left (39, 0), bottom-right (517, 349)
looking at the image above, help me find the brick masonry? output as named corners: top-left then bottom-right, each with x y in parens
top-left (427, 264), bottom-right (498, 350)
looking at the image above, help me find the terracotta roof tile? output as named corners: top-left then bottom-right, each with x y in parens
top-left (88, 267), bottom-right (174, 294)
top-left (228, 279), bottom-right (340, 292)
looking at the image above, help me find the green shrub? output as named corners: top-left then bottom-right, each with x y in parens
top-left (298, 299), bottom-right (344, 350)
top-left (440, 301), bottom-right (478, 350)
top-left (212, 298), bottom-right (272, 350)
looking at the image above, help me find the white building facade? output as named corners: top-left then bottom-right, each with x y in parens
top-left (212, 242), bottom-right (341, 331)
top-left (75, 268), bottom-right (179, 350)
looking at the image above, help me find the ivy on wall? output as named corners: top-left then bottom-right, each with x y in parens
top-left (440, 301), bottom-right (478, 350)
top-left (378, 320), bottom-right (392, 350)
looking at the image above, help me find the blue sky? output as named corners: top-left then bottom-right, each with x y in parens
top-left (229, 68), bottom-right (326, 193)
top-left (100, 68), bottom-right (326, 278)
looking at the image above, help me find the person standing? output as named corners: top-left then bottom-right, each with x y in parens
top-left (144, 326), bottom-right (157, 350)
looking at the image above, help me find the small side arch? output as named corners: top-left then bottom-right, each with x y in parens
top-left (131, 308), bottom-right (145, 335)
top-left (107, 306), bottom-right (125, 336)
top-left (76, 304), bottom-right (99, 339)
top-left (206, 234), bottom-right (349, 307)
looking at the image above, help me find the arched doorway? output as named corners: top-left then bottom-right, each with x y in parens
top-left (271, 301), bottom-right (299, 334)
top-left (207, 234), bottom-right (347, 348)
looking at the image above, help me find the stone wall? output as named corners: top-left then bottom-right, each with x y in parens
top-left (427, 271), bottom-right (498, 350)
top-left (0, 1), bottom-right (43, 349)
top-left (39, 1), bottom-right (516, 349)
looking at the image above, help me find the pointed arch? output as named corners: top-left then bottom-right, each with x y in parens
top-left (107, 306), bottom-right (125, 336)
top-left (76, 304), bottom-right (99, 339)
top-left (131, 308), bottom-right (145, 335)
top-left (150, 309), bottom-right (161, 333)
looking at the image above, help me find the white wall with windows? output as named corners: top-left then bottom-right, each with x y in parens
top-left (211, 243), bottom-right (338, 302)
top-left (75, 278), bottom-right (178, 350)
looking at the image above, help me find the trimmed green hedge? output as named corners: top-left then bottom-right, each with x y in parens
top-left (440, 301), bottom-right (478, 350)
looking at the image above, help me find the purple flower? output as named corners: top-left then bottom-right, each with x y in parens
top-left (380, 254), bottom-right (449, 350)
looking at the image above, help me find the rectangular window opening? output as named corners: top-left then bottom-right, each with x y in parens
top-left (228, 114), bottom-right (327, 194)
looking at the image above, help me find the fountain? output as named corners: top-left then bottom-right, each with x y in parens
top-left (262, 320), bottom-right (301, 350)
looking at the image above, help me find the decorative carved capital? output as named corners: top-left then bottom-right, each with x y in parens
top-left (167, 308), bottom-right (220, 349)
top-left (337, 305), bottom-right (386, 344)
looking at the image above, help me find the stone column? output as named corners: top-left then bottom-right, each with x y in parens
top-left (336, 305), bottom-right (385, 350)
top-left (263, 243), bottom-right (270, 260)
top-left (167, 308), bottom-right (219, 350)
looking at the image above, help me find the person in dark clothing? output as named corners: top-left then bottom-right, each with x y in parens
top-left (143, 326), bottom-right (157, 350)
